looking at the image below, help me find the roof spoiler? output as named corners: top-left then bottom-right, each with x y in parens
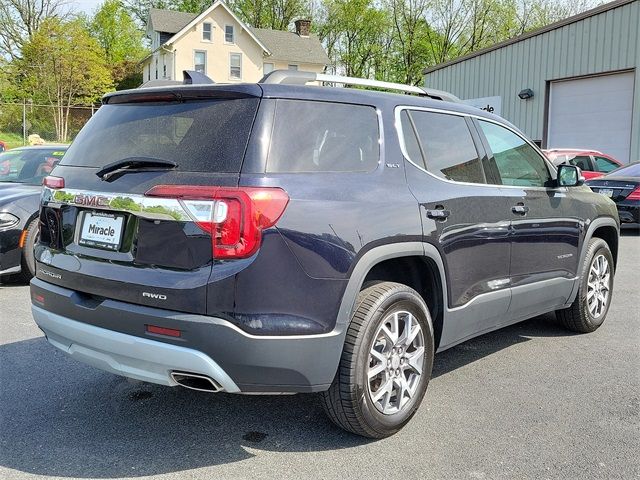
top-left (138, 70), bottom-right (215, 89)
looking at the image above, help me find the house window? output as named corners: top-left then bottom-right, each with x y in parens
top-left (194, 51), bottom-right (206, 74)
top-left (203, 22), bottom-right (212, 41)
top-left (230, 53), bottom-right (242, 79)
top-left (288, 64), bottom-right (298, 71)
top-left (263, 63), bottom-right (274, 74)
top-left (225, 25), bottom-right (234, 43)
top-left (163, 64), bottom-right (167, 78)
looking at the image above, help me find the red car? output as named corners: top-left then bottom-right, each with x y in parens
top-left (543, 149), bottom-right (622, 180)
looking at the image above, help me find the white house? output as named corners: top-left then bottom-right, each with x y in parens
top-left (142, 1), bottom-right (330, 83)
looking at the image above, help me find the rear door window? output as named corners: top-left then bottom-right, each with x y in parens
top-left (568, 155), bottom-right (592, 171)
top-left (402, 110), bottom-right (485, 184)
top-left (594, 156), bottom-right (619, 173)
top-left (266, 100), bottom-right (379, 173)
top-left (60, 98), bottom-right (260, 173)
top-left (478, 120), bottom-right (552, 187)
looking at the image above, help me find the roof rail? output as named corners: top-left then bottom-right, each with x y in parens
top-left (260, 70), bottom-right (460, 103)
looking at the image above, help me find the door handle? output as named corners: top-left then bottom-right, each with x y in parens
top-left (511, 204), bottom-right (529, 215)
top-left (426, 209), bottom-right (450, 220)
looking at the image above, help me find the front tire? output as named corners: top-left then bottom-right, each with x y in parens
top-left (556, 238), bottom-right (614, 333)
top-left (18, 218), bottom-right (39, 283)
top-left (320, 282), bottom-right (434, 438)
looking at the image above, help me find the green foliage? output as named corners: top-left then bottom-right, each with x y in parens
top-left (14, 18), bottom-right (113, 142)
top-left (89, 0), bottom-right (147, 90)
top-left (0, 131), bottom-right (25, 149)
top-left (229, 0), bottom-right (308, 30)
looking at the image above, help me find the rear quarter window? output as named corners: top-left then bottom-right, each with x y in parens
top-left (266, 100), bottom-right (379, 173)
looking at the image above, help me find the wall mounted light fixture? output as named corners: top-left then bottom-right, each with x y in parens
top-left (518, 88), bottom-right (534, 100)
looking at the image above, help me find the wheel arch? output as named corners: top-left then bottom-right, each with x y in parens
top-left (565, 216), bottom-right (619, 306)
top-left (337, 242), bottom-right (448, 349)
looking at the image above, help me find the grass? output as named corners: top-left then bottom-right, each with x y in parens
top-left (0, 131), bottom-right (26, 149)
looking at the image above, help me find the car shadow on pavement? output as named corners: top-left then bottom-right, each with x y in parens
top-left (0, 312), bottom-right (572, 478)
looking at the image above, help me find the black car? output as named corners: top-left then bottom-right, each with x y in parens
top-left (587, 161), bottom-right (640, 225)
top-left (30, 70), bottom-right (619, 438)
top-left (0, 145), bottom-right (68, 281)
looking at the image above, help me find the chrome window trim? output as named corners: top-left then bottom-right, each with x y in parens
top-left (394, 105), bottom-right (562, 191)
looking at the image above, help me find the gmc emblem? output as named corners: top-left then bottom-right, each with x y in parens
top-left (73, 194), bottom-right (110, 207)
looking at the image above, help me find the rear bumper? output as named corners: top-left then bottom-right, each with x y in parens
top-left (32, 305), bottom-right (240, 392)
top-left (616, 202), bottom-right (639, 224)
top-left (31, 278), bottom-right (345, 393)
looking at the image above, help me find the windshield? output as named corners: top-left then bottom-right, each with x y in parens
top-left (61, 98), bottom-right (260, 173)
top-left (0, 148), bottom-right (67, 185)
top-left (608, 162), bottom-right (640, 177)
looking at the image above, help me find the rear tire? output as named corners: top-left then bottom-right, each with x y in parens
top-left (18, 218), bottom-right (39, 283)
top-left (556, 238), bottom-right (614, 333)
top-left (320, 282), bottom-right (434, 438)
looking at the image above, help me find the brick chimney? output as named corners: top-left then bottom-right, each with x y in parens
top-left (295, 19), bottom-right (311, 37)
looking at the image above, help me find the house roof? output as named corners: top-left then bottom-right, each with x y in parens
top-left (146, 3), bottom-right (329, 65)
top-left (148, 8), bottom-right (197, 34)
top-left (252, 28), bottom-right (330, 65)
top-left (423, 0), bottom-right (636, 74)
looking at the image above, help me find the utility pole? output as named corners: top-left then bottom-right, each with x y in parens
top-left (22, 99), bottom-right (27, 145)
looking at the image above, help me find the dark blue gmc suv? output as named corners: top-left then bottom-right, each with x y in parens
top-left (30, 71), bottom-right (619, 438)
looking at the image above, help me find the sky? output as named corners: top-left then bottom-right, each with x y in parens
top-left (68, 0), bottom-right (103, 15)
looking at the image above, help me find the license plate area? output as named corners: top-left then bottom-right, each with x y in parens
top-left (597, 188), bottom-right (614, 197)
top-left (78, 211), bottom-right (125, 251)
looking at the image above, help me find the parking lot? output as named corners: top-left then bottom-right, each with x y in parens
top-left (0, 230), bottom-right (637, 480)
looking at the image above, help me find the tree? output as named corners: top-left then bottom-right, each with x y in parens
top-left (90, 0), bottom-right (147, 89)
top-left (123, 0), bottom-right (175, 26)
top-left (0, 0), bottom-right (70, 59)
top-left (315, 0), bottom-right (390, 78)
top-left (16, 18), bottom-right (113, 142)
top-left (229, 0), bottom-right (308, 29)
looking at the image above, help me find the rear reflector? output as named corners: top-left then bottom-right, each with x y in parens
top-left (146, 324), bottom-right (182, 337)
top-left (32, 294), bottom-right (45, 305)
top-left (626, 186), bottom-right (640, 200)
top-left (144, 185), bottom-right (289, 259)
top-left (43, 176), bottom-right (65, 189)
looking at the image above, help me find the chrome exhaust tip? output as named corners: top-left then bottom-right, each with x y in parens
top-left (170, 371), bottom-right (222, 393)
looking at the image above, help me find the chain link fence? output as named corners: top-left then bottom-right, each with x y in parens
top-left (0, 102), bottom-right (99, 147)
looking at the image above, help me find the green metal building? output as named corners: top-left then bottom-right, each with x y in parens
top-left (423, 0), bottom-right (639, 163)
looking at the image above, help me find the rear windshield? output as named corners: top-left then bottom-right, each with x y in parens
top-left (61, 98), bottom-right (259, 172)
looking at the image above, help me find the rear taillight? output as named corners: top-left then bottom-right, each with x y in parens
top-left (626, 186), bottom-right (640, 200)
top-left (144, 185), bottom-right (289, 259)
top-left (43, 176), bottom-right (64, 189)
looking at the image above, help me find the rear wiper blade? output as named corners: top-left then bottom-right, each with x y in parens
top-left (96, 157), bottom-right (178, 180)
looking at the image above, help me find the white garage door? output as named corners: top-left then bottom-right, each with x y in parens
top-left (548, 71), bottom-right (634, 163)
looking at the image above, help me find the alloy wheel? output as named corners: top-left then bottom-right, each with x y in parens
top-left (587, 254), bottom-right (611, 319)
top-left (367, 310), bottom-right (425, 415)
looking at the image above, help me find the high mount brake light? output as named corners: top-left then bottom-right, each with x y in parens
top-left (43, 176), bottom-right (65, 189)
top-left (144, 185), bottom-right (289, 259)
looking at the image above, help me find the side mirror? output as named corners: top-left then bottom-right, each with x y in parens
top-left (557, 164), bottom-right (585, 187)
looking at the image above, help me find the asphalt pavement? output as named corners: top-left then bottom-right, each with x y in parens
top-left (0, 231), bottom-right (638, 480)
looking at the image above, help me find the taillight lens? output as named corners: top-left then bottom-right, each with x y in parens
top-left (43, 176), bottom-right (64, 189)
top-left (626, 186), bottom-right (640, 200)
top-left (144, 185), bottom-right (289, 259)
